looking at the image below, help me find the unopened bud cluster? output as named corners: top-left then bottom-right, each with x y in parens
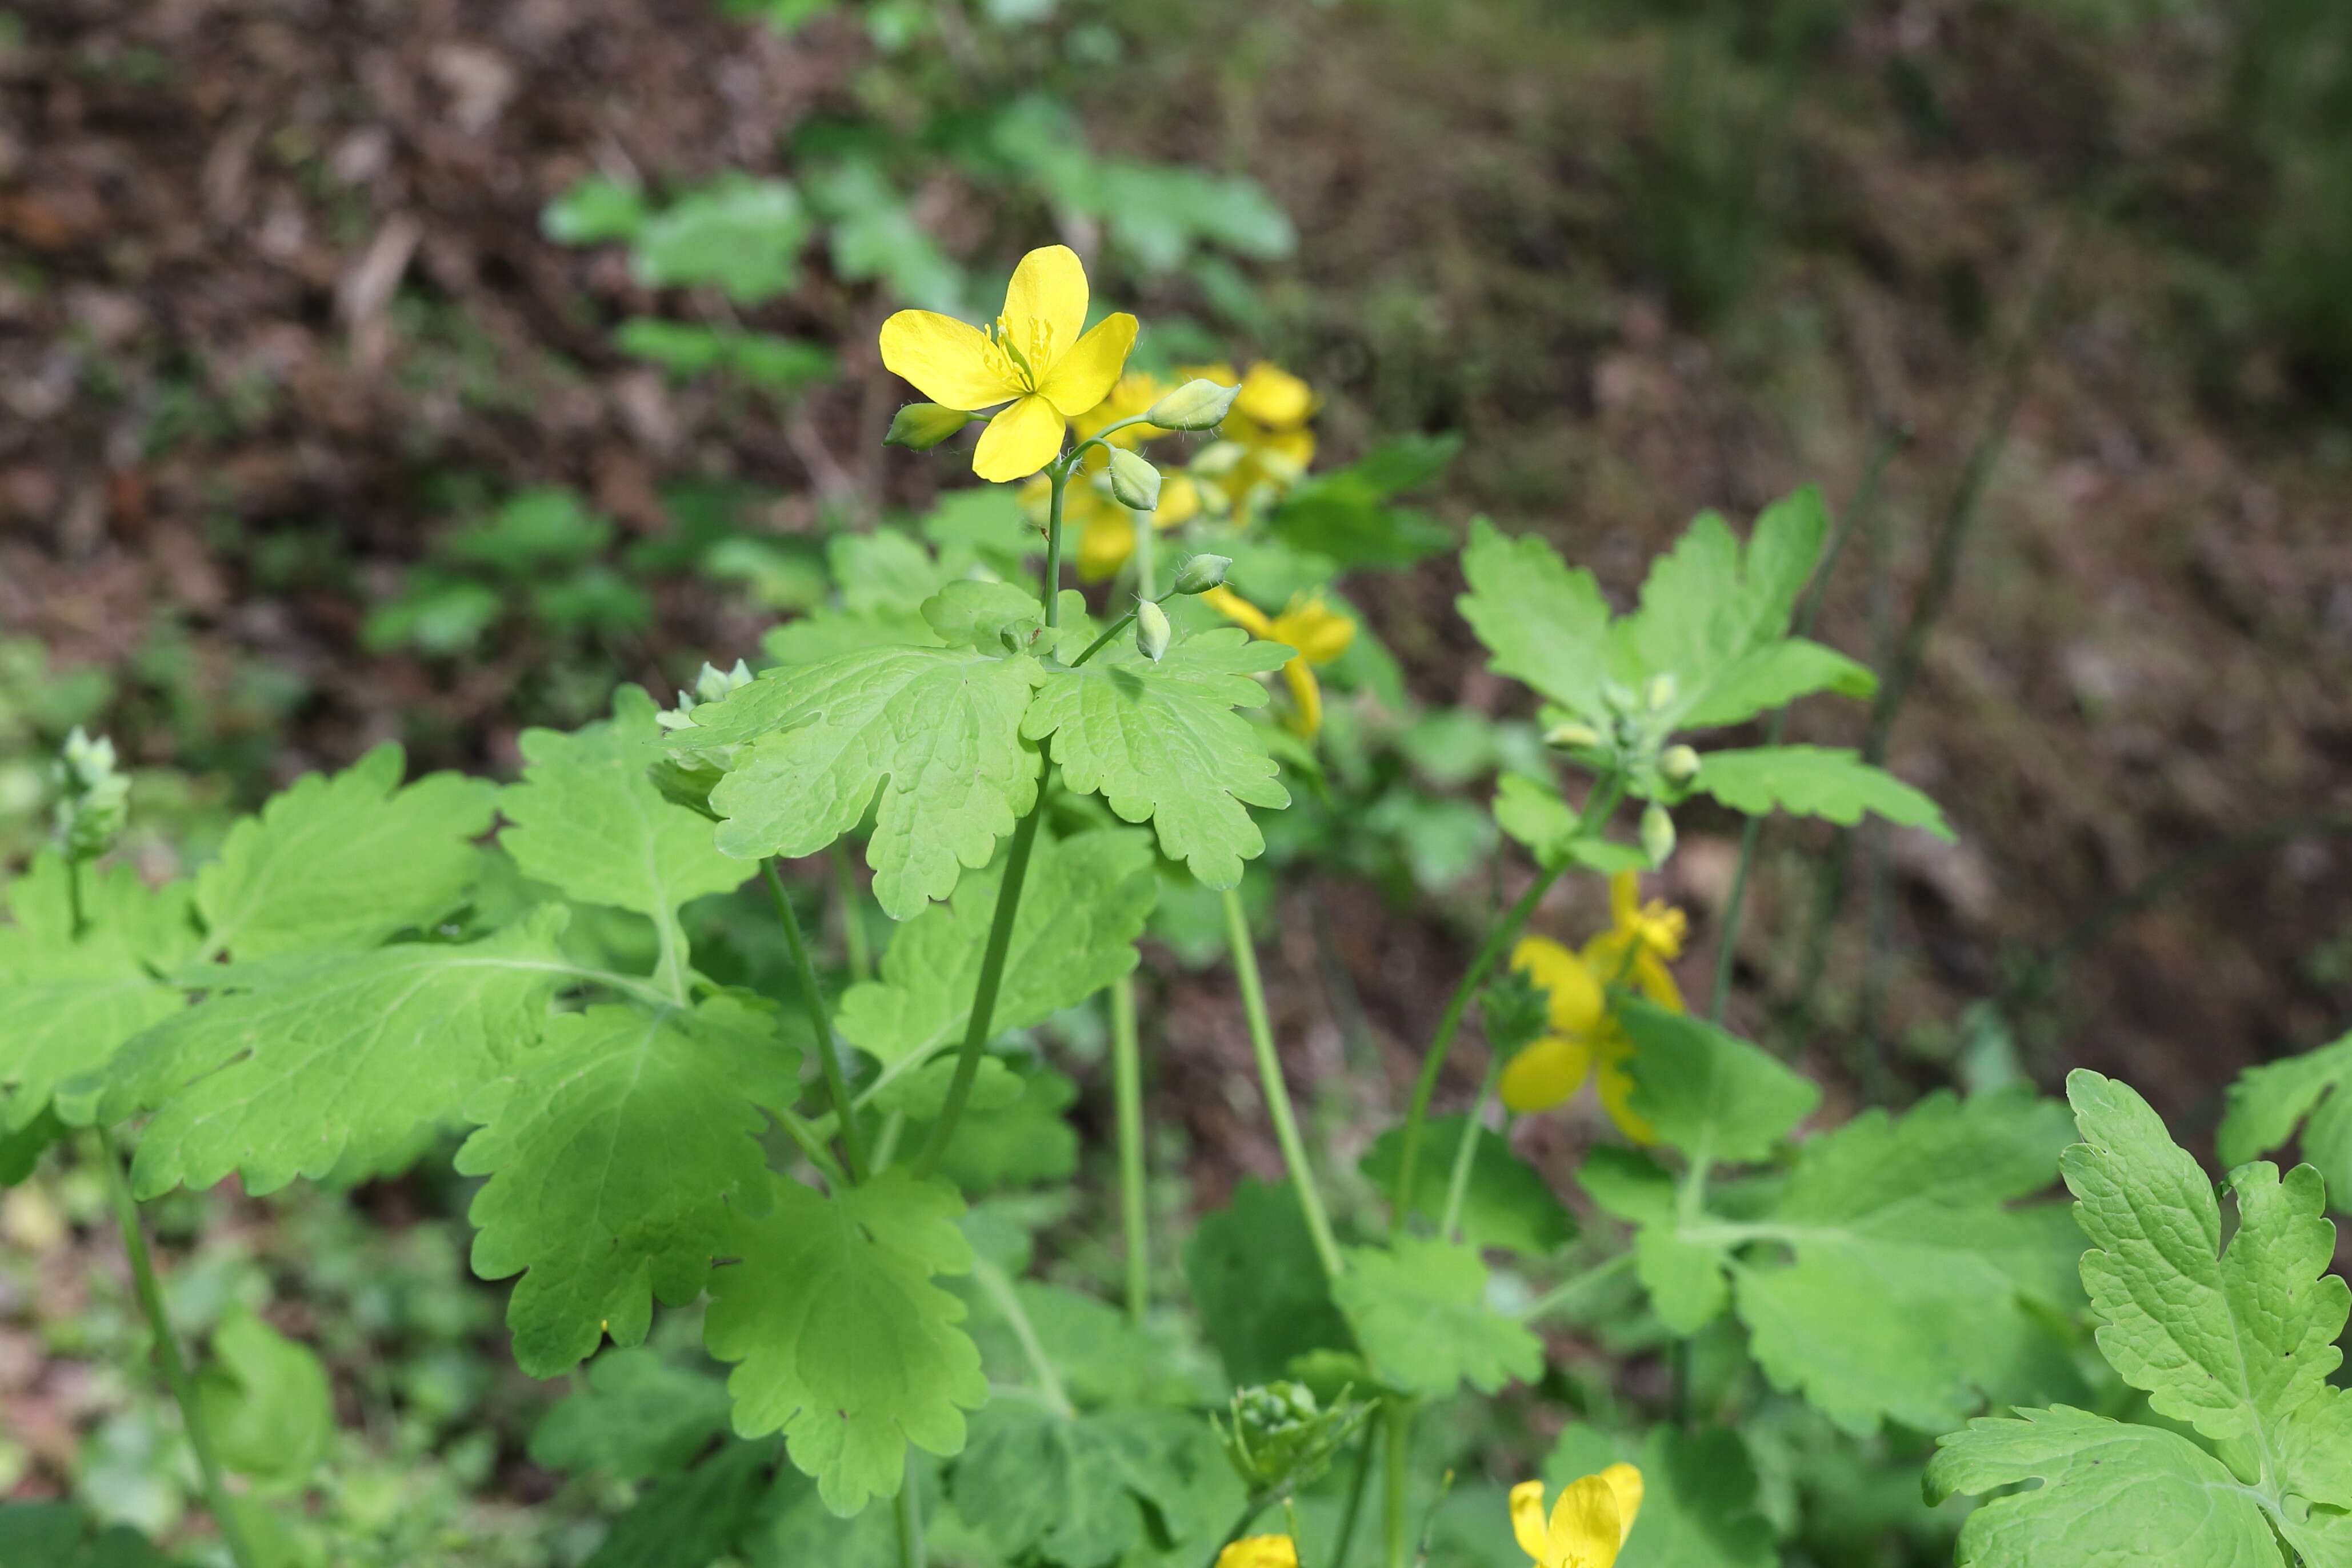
top-left (53, 727), bottom-right (128, 861)
top-left (651, 659), bottom-right (754, 816)
top-left (1545, 671), bottom-right (1706, 867)
top-left (1216, 1381), bottom-right (1367, 1495)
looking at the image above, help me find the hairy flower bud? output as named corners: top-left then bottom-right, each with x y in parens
top-left (1107, 447), bottom-right (1162, 511)
top-left (1135, 599), bottom-right (1173, 662)
top-left (1544, 719), bottom-right (1602, 750)
top-left (1172, 554), bottom-right (1232, 595)
top-left (1640, 801), bottom-right (1677, 867)
top-left (1646, 673), bottom-right (1679, 712)
top-left (1659, 744), bottom-right (1701, 786)
top-left (1143, 377), bottom-right (1242, 431)
top-left (884, 402), bottom-right (979, 450)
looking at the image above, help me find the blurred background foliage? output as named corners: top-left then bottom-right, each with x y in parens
top-left (3, 0), bottom-right (2350, 1562)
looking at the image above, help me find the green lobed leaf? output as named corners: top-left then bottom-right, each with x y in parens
top-left (581, 1437), bottom-right (781, 1568)
top-left (1020, 627), bottom-right (1293, 889)
top-left (0, 1503), bottom-right (178, 1568)
top-left (458, 1000), bottom-right (799, 1377)
top-left (1457, 518), bottom-right (1617, 727)
top-left (1619, 1000), bottom-right (1822, 1163)
top-left (907, 1064), bottom-right (1081, 1192)
top-left (544, 175), bottom-right (649, 245)
top-left (81, 908), bottom-right (570, 1197)
top-left (703, 1170), bottom-right (987, 1516)
top-left (1331, 1237), bottom-right (1542, 1399)
top-left (1490, 774), bottom-right (1650, 874)
top-left (1358, 1115), bottom-right (1577, 1259)
top-left (835, 829), bottom-right (1155, 1081)
top-left (1689, 746), bottom-right (1953, 839)
top-left (1543, 1424), bottom-right (1777, 1568)
top-left (1183, 1177), bottom-right (1355, 1387)
top-left (191, 743), bottom-right (499, 961)
top-left (529, 1348), bottom-right (734, 1482)
top-left (682, 639), bottom-right (1046, 921)
top-left (0, 866), bottom-right (186, 1132)
top-left (949, 1402), bottom-right (1173, 1568)
top-left (631, 175), bottom-right (810, 303)
top-left (192, 1309), bottom-right (334, 1484)
top-left (501, 687), bottom-right (754, 982)
top-left (2218, 1031), bottom-right (2352, 1210)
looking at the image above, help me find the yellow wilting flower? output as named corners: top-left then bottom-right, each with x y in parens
top-left (1499, 872), bottom-right (1689, 1141)
top-left (1202, 585), bottom-right (1357, 738)
top-left (878, 245), bottom-right (1138, 482)
top-left (1509, 1466), bottom-right (1644, 1568)
top-left (1180, 361), bottom-right (1317, 514)
top-left (1215, 1536), bottom-right (1299, 1568)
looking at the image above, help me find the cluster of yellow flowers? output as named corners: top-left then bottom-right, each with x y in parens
top-left (878, 243), bottom-right (1356, 737)
top-left (1213, 1463), bottom-right (1645, 1568)
top-left (1502, 872), bottom-right (1690, 1139)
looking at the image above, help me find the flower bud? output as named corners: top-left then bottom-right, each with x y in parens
top-left (1143, 377), bottom-right (1242, 431)
top-left (693, 658), bottom-right (753, 706)
top-left (1135, 599), bottom-right (1172, 662)
top-left (1640, 801), bottom-right (1677, 867)
top-left (53, 726), bottom-right (129, 861)
top-left (1172, 554), bottom-right (1232, 595)
top-left (1659, 744), bottom-right (1701, 786)
top-left (1107, 447), bottom-right (1162, 511)
top-left (884, 402), bottom-right (979, 450)
top-left (1646, 673), bottom-right (1679, 712)
top-left (1544, 719), bottom-right (1602, 750)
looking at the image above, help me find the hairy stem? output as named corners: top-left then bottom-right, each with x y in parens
top-left (1110, 973), bottom-right (1150, 1323)
top-left (1435, 1051), bottom-right (1503, 1243)
top-left (98, 1127), bottom-right (262, 1568)
top-left (765, 860), bottom-right (867, 1183)
top-left (1327, 1423), bottom-right (1379, 1568)
top-left (1388, 774), bottom-right (1623, 1239)
top-left (896, 1453), bottom-right (927, 1568)
top-left (1222, 885), bottom-right (1345, 1282)
top-left (1382, 1403), bottom-right (1412, 1568)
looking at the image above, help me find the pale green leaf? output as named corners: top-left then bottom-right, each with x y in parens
top-left (501, 688), bottom-right (755, 940)
top-left (1690, 746), bottom-right (1953, 839)
top-left (682, 644), bottom-right (1046, 920)
top-left (958, 1279), bottom-right (1171, 1409)
top-left (908, 1065), bottom-right (1081, 1192)
top-left (836, 829), bottom-right (1154, 1079)
top-left (1332, 1237), bottom-right (1541, 1398)
top-left (1678, 639), bottom-right (1877, 730)
top-left (193, 743), bottom-right (499, 961)
top-left (193, 1309), bottom-right (334, 1483)
top-left (868, 1054), bottom-right (1022, 1119)
top-left (529, 1348), bottom-right (733, 1481)
top-left (761, 607), bottom-right (939, 666)
top-left (85, 908), bottom-right (570, 1198)
top-left (633, 175), bottom-right (809, 303)
top-left (1183, 1178), bottom-right (1354, 1386)
top-left (2219, 1031), bottom-right (2352, 1209)
top-left (1636, 1228), bottom-right (1732, 1334)
top-left (1543, 1425), bottom-right (1776, 1568)
top-left (703, 1170), bottom-right (987, 1515)
top-left (1457, 518), bottom-right (1615, 726)
top-left (581, 1437), bottom-right (779, 1568)
top-left (1358, 1115), bottom-right (1577, 1258)
top-left (1619, 1000), bottom-right (1821, 1163)
top-left (1926, 1406), bottom-right (2283, 1568)
top-left (1020, 629), bottom-right (1291, 889)
top-left (458, 1000), bottom-right (798, 1376)
top-left (949, 1401), bottom-right (1156, 1568)
top-left (1491, 774), bottom-right (1649, 874)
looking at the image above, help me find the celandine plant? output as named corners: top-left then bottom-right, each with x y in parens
top-left (6, 243), bottom-right (2352, 1568)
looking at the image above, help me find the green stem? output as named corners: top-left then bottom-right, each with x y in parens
top-left (1435, 1052), bottom-right (1503, 1243)
top-left (1110, 973), bottom-right (1150, 1323)
top-left (1067, 585), bottom-right (1179, 670)
top-left (833, 843), bottom-right (874, 983)
top-left (911, 795), bottom-right (1047, 1180)
top-left (1134, 506), bottom-right (1159, 599)
top-left (1513, 1252), bottom-right (1634, 1323)
top-left (1709, 429), bottom-right (1901, 1025)
top-left (66, 857), bottom-right (87, 939)
top-left (971, 1255), bottom-right (1074, 1417)
top-left (1381, 1403), bottom-right (1411, 1568)
top-left (1387, 775), bottom-right (1621, 1241)
top-left (775, 1105), bottom-right (849, 1190)
top-left (870, 1112), bottom-right (906, 1174)
top-left (1040, 455), bottom-right (1070, 620)
top-left (765, 861), bottom-right (867, 1183)
top-left (1222, 885), bottom-right (1344, 1282)
top-left (97, 1127), bottom-right (262, 1568)
top-left (896, 1453), bottom-right (927, 1568)
top-left (1327, 1425), bottom-right (1379, 1568)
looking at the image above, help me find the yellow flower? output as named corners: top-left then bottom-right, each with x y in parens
top-left (1499, 873), bottom-right (1687, 1140)
top-left (1215, 1537), bottom-right (1299, 1568)
top-left (1510, 1467), bottom-right (1643, 1568)
top-left (1202, 585), bottom-right (1356, 738)
top-left (879, 245), bottom-right (1138, 482)
top-left (1179, 361), bottom-right (1317, 513)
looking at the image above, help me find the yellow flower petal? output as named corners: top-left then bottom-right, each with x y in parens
top-left (1155, 473), bottom-right (1201, 526)
top-left (1499, 1035), bottom-right (1593, 1115)
top-left (1215, 1536), bottom-right (1299, 1568)
top-left (1511, 937), bottom-right (1606, 1038)
top-left (1592, 1029), bottom-right (1655, 1144)
top-left (999, 244), bottom-right (1089, 374)
top-left (1041, 313), bottom-right (1140, 417)
top-left (1608, 870), bottom-right (1641, 930)
top-left (879, 309), bottom-right (1023, 412)
top-left (1630, 949), bottom-right (1685, 1012)
top-left (973, 394), bottom-right (1067, 482)
top-left (1543, 1474), bottom-right (1625, 1568)
top-left (1202, 585), bottom-right (1275, 639)
top-left (1598, 1464), bottom-right (1643, 1545)
top-left (1237, 361), bottom-right (1314, 429)
top-left (1077, 509), bottom-right (1135, 581)
top-left (1280, 657), bottom-right (1322, 738)
top-left (1510, 1480), bottom-right (1551, 1562)
top-left (1268, 594), bottom-right (1356, 667)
